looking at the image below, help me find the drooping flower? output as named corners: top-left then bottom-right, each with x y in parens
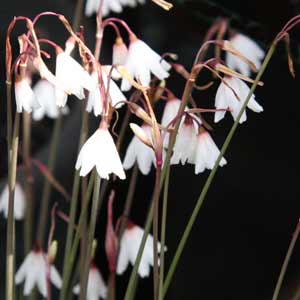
top-left (15, 248), bottom-right (62, 297)
top-left (55, 50), bottom-right (94, 107)
top-left (76, 127), bottom-right (126, 179)
top-left (121, 37), bottom-right (171, 91)
top-left (123, 124), bottom-right (156, 175)
top-left (226, 33), bottom-right (265, 77)
top-left (0, 182), bottom-right (25, 220)
top-left (32, 79), bottom-right (69, 121)
top-left (189, 129), bottom-right (227, 174)
top-left (15, 77), bottom-right (40, 113)
top-left (86, 69), bottom-right (126, 117)
top-left (117, 222), bottom-right (166, 278)
top-left (214, 76), bottom-right (263, 124)
top-left (113, 37), bottom-right (128, 65)
top-left (73, 263), bottom-right (107, 300)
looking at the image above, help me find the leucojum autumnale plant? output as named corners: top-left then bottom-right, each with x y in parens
top-left (1, 0), bottom-right (300, 299)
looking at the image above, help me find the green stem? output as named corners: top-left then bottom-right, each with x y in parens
top-left (6, 82), bottom-right (12, 160)
top-left (272, 219), bottom-right (300, 300)
top-left (6, 112), bottom-right (20, 300)
top-left (158, 166), bottom-right (170, 300)
top-left (162, 42), bottom-right (277, 298)
top-left (37, 115), bottom-right (62, 245)
top-left (79, 176), bottom-right (101, 300)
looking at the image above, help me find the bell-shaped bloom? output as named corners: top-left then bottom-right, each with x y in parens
top-left (0, 182), bottom-right (25, 220)
top-left (15, 77), bottom-right (40, 113)
top-left (170, 114), bottom-right (200, 165)
top-left (55, 51), bottom-right (94, 107)
top-left (117, 223), bottom-right (166, 278)
top-left (123, 124), bottom-right (157, 175)
top-left (113, 38), bottom-right (128, 65)
top-left (73, 264), bottom-right (107, 300)
top-left (121, 38), bottom-right (171, 91)
top-left (189, 129), bottom-right (227, 174)
top-left (226, 33), bottom-right (265, 77)
top-left (214, 76), bottom-right (263, 124)
top-left (86, 70), bottom-right (126, 117)
top-left (32, 79), bottom-right (69, 120)
top-left (15, 248), bottom-right (62, 297)
top-left (76, 128), bottom-right (126, 179)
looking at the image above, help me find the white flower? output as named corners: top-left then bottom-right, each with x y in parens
top-left (0, 183), bottom-right (25, 220)
top-left (76, 128), bottom-right (126, 179)
top-left (87, 70), bottom-right (126, 116)
top-left (170, 114), bottom-right (200, 165)
top-left (123, 124), bottom-right (156, 175)
top-left (226, 33), bottom-right (265, 77)
top-left (189, 130), bottom-right (227, 174)
top-left (113, 38), bottom-right (128, 65)
top-left (121, 38), bottom-right (171, 91)
top-left (73, 264), bottom-right (107, 300)
top-left (214, 76), bottom-right (263, 124)
top-left (55, 51), bottom-right (94, 107)
top-left (15, 78), bottom-right (40, 113)
top-left (32, 79), bottom-right (69, 120)
top-left (85, 0), bottom-right (145, 17)
top-left (15, 248), bottom-right (62, 297)
top-left (117, 223), bottom-right (166, 278)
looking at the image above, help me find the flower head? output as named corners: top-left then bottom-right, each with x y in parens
top-left (113, 37), bottom-right (128, 65)
top-left (189, 129), bottom-right (227, 174)
top-left (121, 38), bottom-right (171, 91)
top-left (15, 248), bottom-right (62, 297)
top-left (0, 182), bottom-right (25, 220)
top-left (73, 263), bottom-right (107, 300)
top-left (226, 33), bottom-right (265, 77)
top-left (76, 127), bottom-right (126, 179)
top-left (32, 79), bottom-right (69, 120)
top-left (117, 223), bottom-right (166, 278)
top-left (214, 76), bottom-right (263, 124)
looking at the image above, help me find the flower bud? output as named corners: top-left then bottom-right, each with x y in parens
top-left (130, 123), bottom-right (153, 148)
top-left (113, 37), bottom-right (128, 65)
top-left (48, 240), bottom-right (58, 264)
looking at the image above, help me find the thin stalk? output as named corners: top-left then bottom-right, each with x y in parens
top-left (162, 42), bottom-right (277, 298)
top-left (79, 176), bottom-right (102, 300)
top-left (6, 112), bottom-right (20, 300)
top-left (107, 273), bottom-right (116, 300)
top-left (23, 112), bottom-right (33, 254)
top-left (272, 219), bottom-right (300, 300)
top-left (153, 166), bottom-right (162, 300)
top-left (158, 166), bottom-right (170, 300)
top-left (72, 0), bottom-right (84, 30)
top-left (37, 115), bottom-right (62, 245)
top-left (6, 82), bottom-right (13, 159)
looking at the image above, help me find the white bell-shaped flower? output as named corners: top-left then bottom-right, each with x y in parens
top-left (189, 129), bottom-right (227, 174)
top-left (55, 50), bottom-right (94, 107)
top-left (113, 37), bottom-right (128, 65)
top-left (214, 76), bottom-right (263, 124)
top-left (32, 79), bottom-right (69, 120)
top-left (76, 127), bottom-right (126, 179)
top-left (117, 223), bottom-right (166, 278)
top-left (15, 248), bottom-right (62, 297)
top-left (123, 124), bottom-right (156, 175)
top-left (121, 38), bottom-right (171, 91)
top-left (0, 182), bottom-right (25, 220)
top-left (73, 264), bottom-right (107, 300)
top-left (226, 33), bottom-right (265, 77)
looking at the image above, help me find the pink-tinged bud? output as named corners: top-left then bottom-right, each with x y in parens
top-left (113, 37), bottom-right (128, 65)
top-left (105, 191), bottom-right (118, 273)
top-left (129, 123), bottom-right (153, 148)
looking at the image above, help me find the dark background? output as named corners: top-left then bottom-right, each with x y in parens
top-left (1, 0), bottom-right (300, 299)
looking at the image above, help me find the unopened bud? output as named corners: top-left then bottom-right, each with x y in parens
top-left (91, 239), bottom-right (97, 259)
top-left (151, 0), bottom-right (173, 10)
top-left (48, 240), bottom-right (58, 264)
top-left (130, 123), bottom-right (153, 148)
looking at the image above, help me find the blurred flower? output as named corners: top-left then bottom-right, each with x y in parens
top-left (73, 263), bottom-right (107, 300)
top-left (76, 128), bottom-right (126, 179)
top-left (123, 124), bottom-right (156, 175)
top-left (15, 248), bottom-right (62, 297)
top-left (55, 50), bottom-right (94, 107)
top-left (113, 37), bottom-right (128, 65)
top-left (117, 223), bottom-right (166, 278)
top-left (189, 129), bottom-right (227, 174)
top-left (0, 182), bottom-right (25, 220)
top-left (15, 77), bottom-right (40, 113)
top-left (226, 33), bottom-right (265, 77)
top-left (121, 38), bottom-right (171, 91)
top-left (32, 79), bottom-right (69, 121)
top-left (214, 76), bottom-right (263, 124)
top-left (86, 69), bottom-right (126, 117)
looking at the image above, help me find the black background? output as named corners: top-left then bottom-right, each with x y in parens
top-left (1, 0), bottom-right (300, 299)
